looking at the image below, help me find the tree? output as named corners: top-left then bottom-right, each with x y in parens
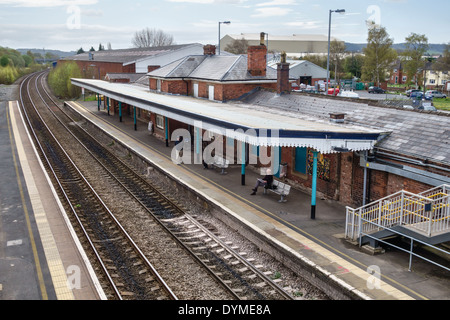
top-left (344, 53), bottom-right (365, 79)
top-left (48, 61), bottom-right (82, 98)
top-left (89, 46), bottom-right (95, 52)
top-left (98, 43), bottom-right (105, 51)
top-left (0, 55), bottom-right (9, 67)
top-left (77, 47), bottom-right (85, 54)
top-left (330, 40), bottom-right (346, 83)
top-left (132, 28), bottom-right (174, 48)
top-left (402, 33), bottom-right (429, 86)
top-left (224, 38), bottom-right (249, 54)
top-left (433, 43), bottom-right (450, 71)
top-left (362, 23), bottom-right (397, 84)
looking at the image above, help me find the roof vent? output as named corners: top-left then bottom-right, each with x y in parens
top-left (329, 113), bottom-right (346, 123)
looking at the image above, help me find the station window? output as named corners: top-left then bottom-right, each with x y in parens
top-left (156, 115), bottom-right (164, 130)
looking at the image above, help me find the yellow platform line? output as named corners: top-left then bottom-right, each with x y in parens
top-left (8, 101), bottom-right (74, 300)
top-left (69, 101), bottom-right (422, 300)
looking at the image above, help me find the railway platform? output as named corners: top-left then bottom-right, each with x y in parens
top-left (64, 99), bottom-right (450, 300)
top-left (0, 99), bottom-right (104, 300)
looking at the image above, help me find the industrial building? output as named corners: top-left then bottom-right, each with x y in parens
top-left (220, 33), bottom-right (343, 57)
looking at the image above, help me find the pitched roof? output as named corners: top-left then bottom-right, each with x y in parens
top-left (242, 90), bottom-right (450, 165)
top-left (63, 44), bottom-right (201, 65)
top-left (148, 54), bottom-right (280, 82)
top-left (226, 33), bottom-right (340, 42)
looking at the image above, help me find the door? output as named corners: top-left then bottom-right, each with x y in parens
top-left (208, 85), bottom-right (214, 101)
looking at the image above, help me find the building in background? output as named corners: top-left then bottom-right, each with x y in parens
top-left (220, 33), bottom-right (343, 58)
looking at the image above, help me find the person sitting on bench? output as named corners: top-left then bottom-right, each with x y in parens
top-left (250, 169), bottom-right (273, 195)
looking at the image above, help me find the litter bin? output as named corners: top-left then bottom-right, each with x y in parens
top-left (279, 163), bottom-right (288, 178)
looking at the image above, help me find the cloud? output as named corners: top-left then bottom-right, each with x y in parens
top-left (251, 7), bottom-right (292, 17)
top-left (256, 0), bottom-right (297, 6)
top-left (0, 0), bottom-right (97, 7)
top-left (165, 0), bottom-right (244, 3)
top-left (284, 20), bottom-right (322, 30)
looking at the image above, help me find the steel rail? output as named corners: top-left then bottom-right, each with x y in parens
top-left (22, 72), bottom-right (178, 300)
top-left (37, 72), bottom-right (242, 299)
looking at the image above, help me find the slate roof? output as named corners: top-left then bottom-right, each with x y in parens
top-left (63, 44), bottom-right (200, 65)
top-left (148, 55), bottom-right (279, 82)
top-left (241, 90), bottom-right (450, 165)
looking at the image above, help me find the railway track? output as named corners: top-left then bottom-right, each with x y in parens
top-left (19, 70), bottom-right (296, 300)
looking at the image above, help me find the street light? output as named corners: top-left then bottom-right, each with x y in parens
top-left (218, 21), bottom-right (231, 55)
top-left (326, 9), bottom-right (345, 95)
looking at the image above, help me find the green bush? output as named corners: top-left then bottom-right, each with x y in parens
top-left (48, 62), bottom-right (82, 98)
top-left (0, 65), bottom-right (19, 84)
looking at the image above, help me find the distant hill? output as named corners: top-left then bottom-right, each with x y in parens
top-left (345, 43), bottom-right (447, 55)
top-left (16, 48), bottom-right (75, 58)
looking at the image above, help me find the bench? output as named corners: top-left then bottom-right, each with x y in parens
top-left (263, 180), bottom-right (291, 202)
top-left (211, 156), bottom-right (229, 175)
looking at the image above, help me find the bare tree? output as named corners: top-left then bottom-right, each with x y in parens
top-left (224, 38), bottom-right (249, 54)
top-left (132, 28), bottom-right (175, 48)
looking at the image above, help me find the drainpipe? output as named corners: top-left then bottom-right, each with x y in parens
top-left (363, 151), bottom-right (368, 206)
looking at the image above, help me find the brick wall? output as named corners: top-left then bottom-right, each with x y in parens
top-left (247, 45), bottom-right (267, 77)
top-left (60, 60), bottom-right (134, 79)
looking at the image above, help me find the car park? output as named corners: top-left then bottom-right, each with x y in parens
top-left (368, 86), bottom-right (385, 94)
top-left (425, 90), bottom-right (447, 99)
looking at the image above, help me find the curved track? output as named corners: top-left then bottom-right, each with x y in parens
top-left (19, 71), bottom-right (295, 300)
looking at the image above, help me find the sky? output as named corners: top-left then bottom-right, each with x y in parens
top-left (0, 0), bottom-right (448, 52)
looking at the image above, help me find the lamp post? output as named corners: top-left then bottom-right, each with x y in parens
top-left (218, 21), bottom-right (231, 55)
top-left (326, 9), bottom-right (345, 95)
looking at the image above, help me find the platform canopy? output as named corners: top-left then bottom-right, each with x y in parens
top-left (71, 78), bottom-right (385, 154)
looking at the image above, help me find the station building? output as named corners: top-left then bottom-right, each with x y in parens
top-left (70, 37), bottom-right (450, 216)
top-left (59, 43), bottom-right (207, 79)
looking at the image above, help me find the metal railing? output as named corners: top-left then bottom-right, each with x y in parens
top-left (345, 184), bottom-right (450, 241)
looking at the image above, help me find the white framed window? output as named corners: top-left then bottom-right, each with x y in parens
top-left (402, 76), bottom-right (407, 82)
top-left (156, 115), bottom-right (164, 129)
top-left (429, 79), bottom-right (436, 84)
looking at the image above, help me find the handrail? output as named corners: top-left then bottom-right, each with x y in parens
top-left (345, 185), bottom-right (450, 240)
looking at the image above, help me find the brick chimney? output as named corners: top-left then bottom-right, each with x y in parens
top-left (247, 32), bottom-right (267, 76)
top-left (203, 44), bottom-right (216, 56)
top-left (277, 51), bottom-right (290, 94)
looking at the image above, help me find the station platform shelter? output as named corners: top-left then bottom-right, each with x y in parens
top-left (67, 78), bottom-right (450, 300)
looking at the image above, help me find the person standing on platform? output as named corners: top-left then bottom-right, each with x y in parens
top-left (250, 169), bottom-right (273, 195)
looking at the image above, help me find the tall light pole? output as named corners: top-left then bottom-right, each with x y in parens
top-left (326, 9), bottom-right (345, 95)
top-left (218, 21), bottom-right (231, 55)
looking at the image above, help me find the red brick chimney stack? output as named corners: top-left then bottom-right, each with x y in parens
top-left (277, 51), bottom-right (290, 94)
top-left (203, 44), bottom-right (216, 56)
top-left (247, 32), bottom-right (267, 77)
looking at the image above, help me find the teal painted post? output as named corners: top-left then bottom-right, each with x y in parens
top-left (107, 97), bottom-right (110, 115)
top-left (134, 107), bottom-right (137, 131)
top-left (196, 127), bottom-right (200, 162)
top-left (241, 141), bottom-right (246, 185)
top-left (165, 117), bottom-right (169, 147)
top-left (119, 102), bottom-right (122, 122)
top-left (97, 94), bottom-right (100, 111)
top-left (311, 151), bottom-right (318, 219)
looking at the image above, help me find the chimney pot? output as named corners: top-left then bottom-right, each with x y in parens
top-left (276, 51), bottom-right (290, 94)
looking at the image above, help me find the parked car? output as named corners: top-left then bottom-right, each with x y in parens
top-left (405, 89), bottom-right (421, 97)
top-left (425, 90), bottom-right (447, 99)
top-left (410, 91), bottom-right (424, 99)
top-left (368, 86), bottom-right (385, 94)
